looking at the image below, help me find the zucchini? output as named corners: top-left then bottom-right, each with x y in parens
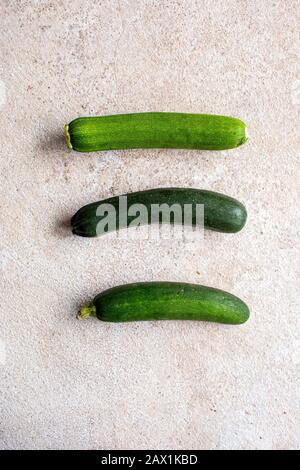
top-left (71, 188), bottom-right (247, 236)
top-left (77, 282), bottom-right (249, 325)
top-left (65, 112), bottom-right (247, 152)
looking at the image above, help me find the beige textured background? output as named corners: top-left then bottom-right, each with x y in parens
top-left (1, 0), bottom-right (299, 450)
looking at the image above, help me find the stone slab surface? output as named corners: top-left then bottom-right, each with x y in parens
top-left (0, 0), bottom-right (299, 450)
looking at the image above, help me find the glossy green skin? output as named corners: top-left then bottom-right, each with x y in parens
top-left (71, 188), bottom-right (247, 236)
top-left (92, 282), bottom-right (249, 324)
top-left (66, 113), bottom-right (247, 152)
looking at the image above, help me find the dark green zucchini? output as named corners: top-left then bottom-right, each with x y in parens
top-left (71, 188), bottom-right (247, 236)
top-left (65, 112), bottom-right (247, 152)
top-left (78, 282), bottom-right (249, 325)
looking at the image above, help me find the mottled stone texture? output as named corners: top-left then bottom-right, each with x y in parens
top-left (0, 0), bottom-right (299, 450)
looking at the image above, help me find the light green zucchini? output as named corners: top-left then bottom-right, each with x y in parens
top-left (65, 112), bottom-right (247, 152)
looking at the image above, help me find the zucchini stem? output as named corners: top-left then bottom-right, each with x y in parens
top-left (77, 303), bottom-right (97, 320)
top-left (64, 124), bottom-right (72, 149)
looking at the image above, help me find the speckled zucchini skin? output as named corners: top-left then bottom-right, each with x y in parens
top-left (78, 282), bottom-right (250, 325)
top-left (65, 112), bottom-right (247, 152)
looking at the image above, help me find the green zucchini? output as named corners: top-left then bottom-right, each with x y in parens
top-left (65, 112), bottom-right (247, 152)
top-left (71, 188), bottom-right (247, 236)
top-left (78, 282), bottom-right (249, 325)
